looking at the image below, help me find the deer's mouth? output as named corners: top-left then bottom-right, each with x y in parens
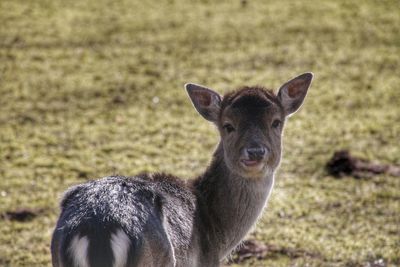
top-left (240, 159), bottom-right (265, 171)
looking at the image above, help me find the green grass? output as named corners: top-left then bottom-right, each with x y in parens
top-left (0, 0), bottom-right (399, 266)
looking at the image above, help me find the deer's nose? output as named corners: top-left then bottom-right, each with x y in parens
top-left (246, 146), bottom-right (267, 160)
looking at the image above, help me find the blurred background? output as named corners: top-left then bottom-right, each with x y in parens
top-left (0, 0), bottom-right (399, 266)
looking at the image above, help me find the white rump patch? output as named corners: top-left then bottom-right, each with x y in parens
top-left (69, 235), bottom-right (90, 267)
top-left (111, 229), bottom-right (131, 267)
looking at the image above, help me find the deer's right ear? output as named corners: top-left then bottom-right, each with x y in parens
top-left (277, 72), bottom-right (314, 117)
top-left (185, 83), bottom-right (222, 122)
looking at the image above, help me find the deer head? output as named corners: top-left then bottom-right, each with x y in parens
top-left (186, 73), bottom-right (313, 179)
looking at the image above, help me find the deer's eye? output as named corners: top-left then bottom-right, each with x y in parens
top-left (223, 123), bottom-right (235, 133)
top-left (272, 119), bottom-right (282, 128)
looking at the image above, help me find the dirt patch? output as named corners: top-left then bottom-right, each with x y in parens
top-left (326, 150), bottom-right (400, 178)
top-left (227, 239), bottom-right (321, 264)
top-left (1, 208), bottom-right (45, 222)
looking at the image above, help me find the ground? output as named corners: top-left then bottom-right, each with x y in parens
top-left (0, 0), bottom-right (399, 266)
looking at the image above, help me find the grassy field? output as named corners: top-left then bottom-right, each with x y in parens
top-left (0, 0), bottom-right (399, 266)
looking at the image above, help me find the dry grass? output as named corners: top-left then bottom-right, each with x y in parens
top-left (0, 0), bottom-right (399, 266)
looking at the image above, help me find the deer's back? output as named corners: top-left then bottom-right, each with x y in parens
top-left (51, 174), bottom-right (199, 267)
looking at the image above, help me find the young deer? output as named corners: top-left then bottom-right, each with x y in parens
top-left (51, 73), bottom-right (313, 267)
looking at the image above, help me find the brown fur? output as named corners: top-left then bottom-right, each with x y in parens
top-left (221, 86), bottom-right (283, 112)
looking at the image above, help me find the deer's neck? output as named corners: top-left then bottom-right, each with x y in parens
top-left (193, 143), bottom-right (275, 260)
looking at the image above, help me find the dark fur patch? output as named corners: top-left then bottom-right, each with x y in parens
top-left (221, 86), bottom-right (282, 111)
top-left (137, 172), bottom-right (187, 187)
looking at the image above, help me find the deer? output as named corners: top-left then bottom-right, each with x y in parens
top-left (51, 72), bottom-right (314, 267)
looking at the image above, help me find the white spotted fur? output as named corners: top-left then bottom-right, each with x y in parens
top-left (111, 229), bottom-right (131, 267)
top-left (69, 235), bottom-right (90, 267)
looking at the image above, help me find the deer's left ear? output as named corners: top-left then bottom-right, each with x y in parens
top-left (277, 72), bottom-right (314, 117)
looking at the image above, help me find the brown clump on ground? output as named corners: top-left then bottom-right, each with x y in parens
top-left (227, 239), bottom-right (320, 264)
top-left (1, 208), bottom-right (44, 222)
top-left (326, 150), bottom-right (400, 178)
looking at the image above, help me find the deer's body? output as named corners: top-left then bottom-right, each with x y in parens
top-left (51, 73), bottom-right (313, 267)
